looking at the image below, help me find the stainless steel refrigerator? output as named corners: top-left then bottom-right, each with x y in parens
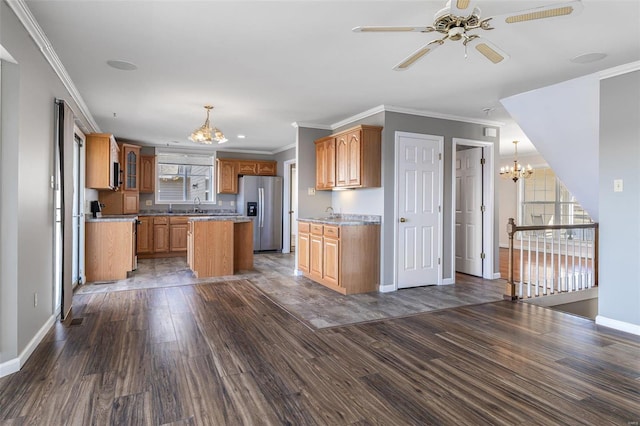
top-left (237, 176), bottom-right (283, 252)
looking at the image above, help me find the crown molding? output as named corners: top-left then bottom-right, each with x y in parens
top-left (7, 0), bottom-right (100, 133)
top-left (291, 122), bottom-right (332, 130)
top-left (598, 60), bottom-right (640, 80)
top-left (382, 105), bottom-right (505, 127)
top-left (271, 143), bottom-right (296, 154)
top-left (330, 105), bottom-right (386, 130)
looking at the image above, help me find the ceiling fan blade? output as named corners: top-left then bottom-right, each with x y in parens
top-left (353, 26), bottom-right (434, 33)
top-left (465, 37), bottom-right (510, 64)
top-left (449, 0), bottom-right (479, 17)
top-left (485, 0), bottom-right (583, 29)
top-left (393, 40), bottom-right (444, 71)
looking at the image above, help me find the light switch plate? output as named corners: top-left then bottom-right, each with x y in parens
top-left (308, 188), bottom-right (316, 196)
top-left (614, 179), bottom-right (623, 192)
top-left (230, 201), bottom-right (235, 206)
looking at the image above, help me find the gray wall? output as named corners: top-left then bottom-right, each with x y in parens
top-left (274, 146), bottom-right (295, 178)
top-left (0, 2), bottom-right (88, 362)
top-left (296, 126), bottom-right (332, 219)
top-left (598, 70), bottom-right (640, 327)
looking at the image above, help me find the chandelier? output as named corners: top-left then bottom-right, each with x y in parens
top-left (500, 140), bottom-right (533, 182)
top-left (189, 105), bottom-right (228, 144)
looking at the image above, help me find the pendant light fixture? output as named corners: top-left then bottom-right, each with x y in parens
top-left (500, 140), bottom-right (533, 182)
top-left (189, 105), bottom-right (228, 144)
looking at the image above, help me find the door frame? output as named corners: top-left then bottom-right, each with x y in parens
top-left (451, 138), bottom-right (496, 280)
top-left (73, 124), bottom-right (86, 286)
top-left (393, 131), bottom-right (444, 289)
top-left (282, 159), bottom-right (296, 254)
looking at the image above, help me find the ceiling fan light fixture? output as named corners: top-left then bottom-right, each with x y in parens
top-left (189, 105), bottom-right (227, 144)
top-left (475, 43), bottom-right (505, 63)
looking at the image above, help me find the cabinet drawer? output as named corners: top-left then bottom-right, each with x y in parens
top-left (310, 224), bottom-right (324, 235)
top-left (169, 216), bottom-right (188, 224)
top-left (323, 225), bottom-right (339, 238)
top-left (154, 216), bottom-right (168, 225)
top-left (298, 222), bottom-right (310, 233)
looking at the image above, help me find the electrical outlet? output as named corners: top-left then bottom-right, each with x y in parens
top-left (230, 201), bottom-right (235, 207)
top-left (218, 200), bottom-right (223, 206)
top-left (145, 200), bottom-right (152, 206)
top-left (34, 292), bottom-right (38, 307)
top-left (614, 179), bottom-right (624, 192)
top-left (308, 187), bottom-right (316, 196)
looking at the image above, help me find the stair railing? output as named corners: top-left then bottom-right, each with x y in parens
top-left (505, 218), bottom-right (598, 300)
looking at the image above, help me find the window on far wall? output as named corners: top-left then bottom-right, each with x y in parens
top-left (519, 167), bottom-right (592, 227)
top-left (155, 152), bottom-right (215, 203)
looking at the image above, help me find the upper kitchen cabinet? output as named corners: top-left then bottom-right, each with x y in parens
top-left (121, 144), bottom-right (141, 192)
top-left (315, 136), bottom-right (335, 190)
top-left (140, 155), bottom-right (155, 193)
top-left (86, 133), bottom-right (119, 190)
top-left (315, 125), bottom-right (382, 190)
top-left (216, 158), bottom-right (277, 194)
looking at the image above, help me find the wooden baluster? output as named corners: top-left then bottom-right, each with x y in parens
top-left (505, 218), bottom-right (517, 300)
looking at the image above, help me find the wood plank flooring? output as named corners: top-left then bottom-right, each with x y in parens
top-left (1, 279), bottom-right (639, 425)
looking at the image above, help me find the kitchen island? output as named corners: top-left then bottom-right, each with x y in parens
top-left (298, 215), bottom-right (380, 295)
top-left (187, 216), bottom-right (254, 278)
top-left (85, 215), bottom-right (137, 281)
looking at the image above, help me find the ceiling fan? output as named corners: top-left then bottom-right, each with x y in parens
top-left (353, 0), bottom-right (583, 70)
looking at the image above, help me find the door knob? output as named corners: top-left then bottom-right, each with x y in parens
top-left (400, 217), bottom-right (407, 223)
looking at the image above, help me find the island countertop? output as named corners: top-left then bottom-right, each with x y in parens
top-left (85, 215), bottom-right (138, 223)
top-left (188, 216), bottom-right (252, 223)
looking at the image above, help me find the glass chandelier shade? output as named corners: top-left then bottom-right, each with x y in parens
top-left (189, 105), bottom-right (228, 144)
top-left (500, 140), bottom-right (533, 182)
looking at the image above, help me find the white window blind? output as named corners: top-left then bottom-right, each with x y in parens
top-left (156, 152), bottom-right (215, 203)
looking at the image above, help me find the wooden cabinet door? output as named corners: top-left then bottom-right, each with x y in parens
top-left (315, 141), bottom-right (326, 189)
top-left (170, 224), bottom-right (188, 252)
top-left (121, 144), bottom-right (140, 191)
top-left (335, 133), bottom-right (349, 187)
top-left (309, 234), bottom-right (323, 279)
top-left (346, 129), bottom-right (362, 186)
top-left (137, 217), bottom-right (153, 254)
top-left (140, 155), bottom-right (155, 193)
top-left (323, 237), bottom-right (340, 287)
top-left (154, 223), bottom-right (170, 253)
top-left (238, 161), bottom-right (257, 175)
top-left (122, 192), bottom-right (139, 214)
top-left (217, 159), bottom-right (238, 194)
top-left (86, 134), bottom-right (112, 189)
top-left (256, 161), bottom-right (276, 176)
top-left (298, 232), bottom-right (310, 273)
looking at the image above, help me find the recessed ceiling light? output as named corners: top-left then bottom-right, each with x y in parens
top-left (106, 60), bottom-right (138, 71)
top-left (570, 53), bottom-right (607, 64)
top-left (237, 134), bottom-right (246, 139)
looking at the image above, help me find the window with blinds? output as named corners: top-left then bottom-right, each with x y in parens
top-left (156, 152), bottom-right (215, 203)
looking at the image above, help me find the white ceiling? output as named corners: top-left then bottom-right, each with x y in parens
top-left (23, 0), bottom-right (640, 155)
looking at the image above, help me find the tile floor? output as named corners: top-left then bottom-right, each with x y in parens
top-left (77, 253), bottom-right (506, 329)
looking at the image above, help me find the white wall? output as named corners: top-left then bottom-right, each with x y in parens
top-left (501, 74), bottom-right (600, 221)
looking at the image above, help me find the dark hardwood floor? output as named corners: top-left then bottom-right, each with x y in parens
top-left (1, 278), bottom-right (638, 425)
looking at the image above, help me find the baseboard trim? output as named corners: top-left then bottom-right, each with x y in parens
top-left (0, 314), bottom-right (56, 378)
top-left (442, 278), bottom-right (454, 285)
top-left (595, 315), bottom-right (640, 336)
top-left (379, 283), bottom-right (396, 293)
top-left (493, 273), bottom-right (502, 279)
top-left (0, 357), bottom-right (20, 378)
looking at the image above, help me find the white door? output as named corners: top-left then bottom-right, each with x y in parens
top-left (396, 132), bottom-right (443, 288)
top-left (455, 147), bottom-right (483, 276)
top-left (72, 128), bottom-right (85, 286)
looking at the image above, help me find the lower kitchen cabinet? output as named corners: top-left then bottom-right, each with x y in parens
top-left (297, 220), bottom-right (380, 295)
top-left (153, 217), bottom-right (170, 253)
top-left (169, 217), bottom-right (188, 252)
top-left (138, 215), bottom-right (192, 258)
top-left (137, 216), bottom-right (153, 254)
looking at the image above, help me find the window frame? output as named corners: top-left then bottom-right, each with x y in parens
top-left (154, 151), bottom-right (216, 205)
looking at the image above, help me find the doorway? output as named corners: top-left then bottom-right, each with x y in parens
top-left (452, 138), bottom-right (496, 280)
top-left (72, 126), bottom-right (85, 287)
top-left (282, 159), bottom-right (296, 254)
top-left (395, 132), bottom-right (443, 289)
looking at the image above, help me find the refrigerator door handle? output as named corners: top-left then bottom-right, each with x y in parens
top-left (259, 187), bottom-right (264, 228)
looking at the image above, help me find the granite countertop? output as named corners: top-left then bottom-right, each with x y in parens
top-left (138, 210), bottom-right (240, 217)
top-left (189, 216), bottom-right (252, 223)
top-left (85, 215), bottom-right (138, 223)
top-left (298, 214), bottom-right (381, 226)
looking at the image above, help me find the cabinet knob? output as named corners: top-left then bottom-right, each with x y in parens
top-left (400, 217), bottom-right (407, 223)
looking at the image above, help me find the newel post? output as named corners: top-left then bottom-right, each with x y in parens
top-left (504, 218), bottom-right (518, 301)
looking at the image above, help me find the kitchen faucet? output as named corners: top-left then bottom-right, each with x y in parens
top-left (325, 206), bottom-right (334, 218)
top-left (193, 196), bottom-right (201, 213)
